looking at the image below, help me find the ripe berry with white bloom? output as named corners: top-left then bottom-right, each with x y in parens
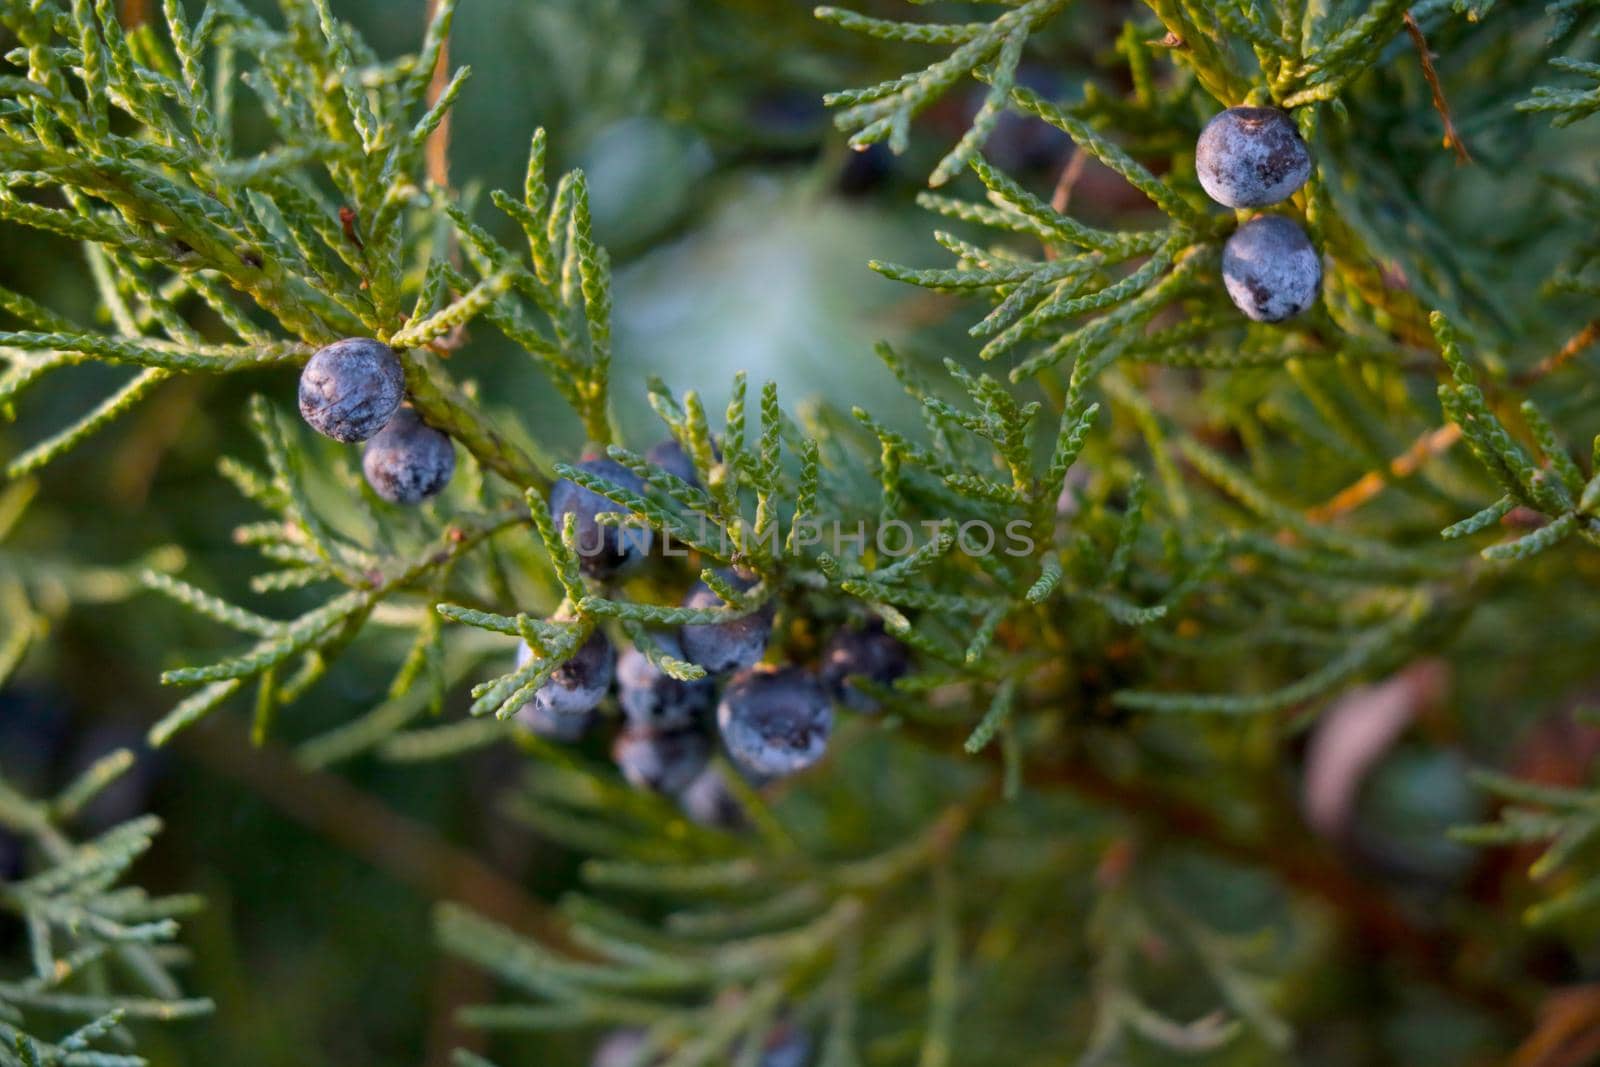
top-left (612, 725), bottom-right (711, 795)
top-left (820, 621), bottom-right (909, 712)
top-left (1195, 106), bottom-right (1311, 209)
top-left (678, 766), bottom-right (747, 830)
top-left (591, 1029), bottom-right (654, 1067)
top-left (616, 633), bottom-right (714, 729)
top-left (718, 666), bottom-right (832, 778)
top-left (361, 407), bottom-right (455, 504)
top-left (1221, 215), bottom-right (1322, 323)
top-left (549, 457), bottom-right (651, 578)
top-left (526, 627), bottom-right (615, 719)
top-left (297, 338), bottom-right (405, 443)
top-left (646, 438), bottom-right (701, 487)
top-left (679, 569), bottom-right (773, 675)
top-left (512, 643), bottom-right (597, 742)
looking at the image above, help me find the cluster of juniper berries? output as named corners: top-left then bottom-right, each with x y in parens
top-left (297, 337), bottom-right (456, 503)
top-left (1197, 106), bottom-right (1321, 323)
top-left (295, 342), bottom-right (909, 837)
top-left (529, 446), bottom-right (910, 830)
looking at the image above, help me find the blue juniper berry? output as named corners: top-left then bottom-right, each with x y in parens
top-left (679, 568), bottom-right (773, 675)
top-left (1195, 106), bottom-right (1311, 209)
top-left (526, 625), bottom-right (615, 719)
top-left (1221, 214), bottom-right (1322, 323)
top-left (819, 620), bottom-right (909, 712)
top-left (591, 1028), bottom-right (655, 1067)
top-left (645, 438), bottom-right (703, 488)
top-left (549, 456), bottom-right (652, 578)
top-left (718, 666), bottom-right (833, 778)
top-left (297, 337), bottom-right (405, 443)
top-left (678, 765), bottom-right (747, 831)
top-left (613, 725), bottom-right (712, 795)
top-left (616, 633), bottom-right (715, 730)
top-left (512, 642), bottom-right (599, 742)
top-left (361, 407), bottom-right (456, 504)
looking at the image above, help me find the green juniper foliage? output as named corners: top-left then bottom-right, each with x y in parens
top-left (0, 751), bottom-right (210, 1066)
top-left (1, 0), bottom-right (1600, 1064)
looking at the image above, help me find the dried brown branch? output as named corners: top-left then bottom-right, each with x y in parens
top-left (1405, 13), bottom-right (1471, 164)
top-left (175, 715), bottom-right (586, 958)
top-left (425, 0), bottom-right (453, 190)
top-left (1307, 319), bottom-right (1600, 523)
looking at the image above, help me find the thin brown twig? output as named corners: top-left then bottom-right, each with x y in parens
top-left (1307, 319), bottom-right (1600, 523)
top-left (1017, 741), bottom-right (1532, 1026)
top-left (1042, 150), bottom-right (1089, 262)
top-left (1405, 12), bottom-right (1472, 165)
top-left (119, 0), bottom-right (151, 29)
top-left (175, 715), bottom-right (587, 959)
top-left (424, 0), bottom-right (453, 191)
top-left (1305, 424), bottom-right (1462, 523)
top-left (884, 710), bottom-right (1529, 1025)
top-left (1513, 319), bottom-right (1600, 389)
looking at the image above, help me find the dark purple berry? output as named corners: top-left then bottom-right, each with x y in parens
top-left (550, 458), bottom-right (651, 578)
top-left (612, 725), bottom-right (711, 795)
top-left (527, 627), bottom-right (615, 718)
top-left (514, 699), bottom-right (596, 743)
top-left (678, 766), bottom-right (746, 830)
top-left (1222, 215), bottom-right (1322, 323)
top-left (0, 830), bottom-right (23, 882)
top-left (512, 644), bottom-right (597, 741)
top-left (298, 338), bottom-right (405, 443)
top-left (679, 569), bottom-right (773, 675)
top-left (647, 437), bottom-right (722, 491)
top-left (646, 439), bottom-right (700, 487)
top-left (617, 634), bottom-right (714, 729)
top-left (718, 667), bottom-right (832, 778)
top-left (838, 141), bottom-right (894, 196)
top-left (968, 68), bottom-right (1070, 174)
top-left (66, 723), bottom-right (159, 833)
top-left (820, 621), bottom-right (909, 713)
top-left (1195, 106), bottom-right (1311, 209)
top-left (0, 687), bottom-right (69, 787)
top-left (361, 407), bottom-right (455, 504)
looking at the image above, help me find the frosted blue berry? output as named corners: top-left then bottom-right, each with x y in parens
top-left (718, 667), bottom-right (832, 778)
top-left (1195, 107), bottom-right (1311, 209)
top-left (1222, 215), bottom-right (1322, 323)
top-left (648, 436), bottom-right (722, 494)
top-left (361, 407), bottom-right (455, 504)
top-left (612, 724), bottom-right (711, 795)
top-left (678, 766), bottom-right (746, 830)
top-left (679, 569), bottom-right (773, 675)
top-left (646, 439), bottom-right (701, 487)
top-left (67, 724), bottom-right (158, 833)
top-left (549, 457), bottom-right (651, 578)
top-left (820, 621), bottom-right (909, 713)
top-left (512, 643), bottom-right (597, 742)
top-left (753, 1022), bottom-right (813, 1067)
top-left (591, 1029), bottom-right (654, 1067)
top-left (617, 633), bottom-right (714, 729)
top-left (298, 337), bottom-right (405, 443)
top-left (527, 627), bottom-right (615, 718)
